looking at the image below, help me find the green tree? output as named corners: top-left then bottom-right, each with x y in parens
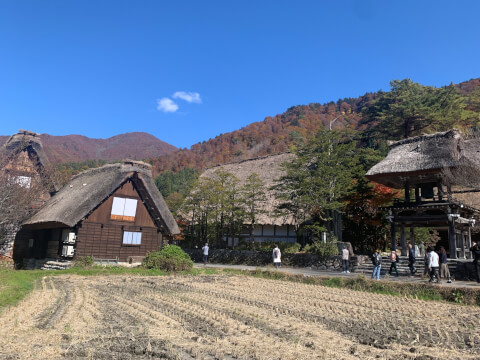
top-left (275, 129), bottom-right (360, 241)
top-left (364, 79), bottom-right (471, 140)
top-left (180, 170), bottom-right (245, 248)
top-left (155, 167), bottom-right (198, 199)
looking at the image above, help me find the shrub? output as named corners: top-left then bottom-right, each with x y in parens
top-left (74, 256), bottom-right (94, 268)
top-left (304, 241), bottom-right (339, 258)
top-left (142, 245), bottom-right (193, 271)
top-left (279, 242), bottom-right (301, 254)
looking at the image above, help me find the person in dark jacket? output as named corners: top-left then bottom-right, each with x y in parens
top-left (408, 243), bottom-right (416, 275)
top-left (371, 249), bottom-right (382, 280)
top-left (470, 242), bottom-right (480, 283)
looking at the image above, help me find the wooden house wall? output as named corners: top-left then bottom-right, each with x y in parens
top-left (75, 223), bottom-right (163, 261)
top-left (75, 180), bottom-right (164, 261)
top-left (13, 227), bottom-right (62, 261)
top-left (84, 180), bottom-right (155, 227)
top-left (12, 228), bottom-right (35, 261)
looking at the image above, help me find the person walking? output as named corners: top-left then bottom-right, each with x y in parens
top-left (470, 242), bottom-right (480, 283)
top-left (272, 244), bottom-right (282, 268)
top-left (439, 246), bottom-right (452, 283)
top-left (371, 249), bottom-right (382, 280)
top-left (341, 245), bottom-right (350, 274)
top-left (427, 246), bottom-right (440, 283)
top-left (422, 249), bottom-right (430, 279)
top-left (418, 241), bottom-right (425, 257)
top-left (388, 249), bottom-right (399, 277)
top-left (408, 243), bottom-right (416, 276)
top-left (202, 243), bottom-right (209, 265)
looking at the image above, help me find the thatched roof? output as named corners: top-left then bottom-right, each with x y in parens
top-left (366, 129), bottom-right (480, 188)
top-left (199, 153), bottom-right (296, 226)
top-left (23, 160), bottom-right (180, 235)
top-left (2, 130), bottom-right (50, 169)
top-left (1, 130), bottom-right (60, 193)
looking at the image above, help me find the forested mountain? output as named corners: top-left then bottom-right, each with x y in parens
top-left (2, 78), bottom-right (479, 173)
top-left (0, 132), bottom-right (177, 163)
top-left (152, 78), bottom-right (480, 174)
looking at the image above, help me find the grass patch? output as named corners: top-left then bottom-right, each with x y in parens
top-left (0, 266), bottom-right (169, 312)
top-left (0, 270), bottom-right (45, 310)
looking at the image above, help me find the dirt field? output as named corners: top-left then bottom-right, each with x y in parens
top-left (0, 274), bottom-right (479, 359)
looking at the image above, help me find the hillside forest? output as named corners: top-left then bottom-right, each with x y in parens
top-left (10, 77), bottom-right (478, 252)
top-left (151, 78), bottom-right (480, 252)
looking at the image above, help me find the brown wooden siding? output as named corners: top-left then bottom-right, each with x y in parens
top-left (84, 180), bottom-right (155, 227)
top-left (75, 222), bottom-right (163, 261)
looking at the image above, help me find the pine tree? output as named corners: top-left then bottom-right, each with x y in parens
top-left (275, 129), bottom-right (360, 240)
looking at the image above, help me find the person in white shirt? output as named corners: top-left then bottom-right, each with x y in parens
top-left (202, 243), bottom-right (209, 265)
top-left (341, 245), bottom-right (350, 273)
top-left (427, 246), bottom-right (439, 283)
top-left (272, 244), bottom-right (281, 268)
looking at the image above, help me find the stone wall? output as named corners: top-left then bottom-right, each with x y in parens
top-left (185, 249), bottom-right (359, 271)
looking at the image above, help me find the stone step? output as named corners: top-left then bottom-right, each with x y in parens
top-left (41, 260), bottom-right (73, 270)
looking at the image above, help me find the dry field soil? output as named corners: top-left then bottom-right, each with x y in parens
top-left (0, 274), bottom-right (479, 359)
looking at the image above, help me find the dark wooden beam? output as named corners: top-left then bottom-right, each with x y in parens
top-left (405, 182), bottom-right (410, 203)
top-left (400, 226), bottom-right (406, 255)
top-left (390, 221), bottom-right (396, 251)
top-left (448, 218), bottom-right (456, 259)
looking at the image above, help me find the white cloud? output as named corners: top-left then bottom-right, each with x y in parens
top-left (157, 97), bottom-right (179, 112)
top-left (172, 91), bottom-right (202, 104)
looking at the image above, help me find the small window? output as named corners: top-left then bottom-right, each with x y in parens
top-left (111, 197), bottom-right (137, 221)
top-left (123, 231), bottom-right (142, 245)
top-left (9, 175), bottom-right (31, 188)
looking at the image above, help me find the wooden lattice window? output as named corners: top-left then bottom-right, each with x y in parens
top-left (111, 197), bottom-right (137, 222)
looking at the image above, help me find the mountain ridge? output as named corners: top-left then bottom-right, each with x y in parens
top-left (0, 131), bottom-right (177, 163)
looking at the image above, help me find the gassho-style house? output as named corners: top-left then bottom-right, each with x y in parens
top-left (0, 130), bottom-right (59, 259)
top-left (196, 153), bottom-right (298, 246)
top-left (13, 160), bottom-right (179, 266)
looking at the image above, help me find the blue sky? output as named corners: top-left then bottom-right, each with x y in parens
top-left (1, 1), bottom-right (479, 149)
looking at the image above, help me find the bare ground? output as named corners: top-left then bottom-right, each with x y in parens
top-left (0, 274), bottom-right (479, 359)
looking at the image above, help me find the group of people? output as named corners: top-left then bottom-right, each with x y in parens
top-left (408, 243), bottom-right (452, 283)
top-left (370, 244), bottom-right (454, 283)
top-left (204, 241), bottom-right (480, 284)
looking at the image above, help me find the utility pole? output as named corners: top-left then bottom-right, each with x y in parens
top-left (329, 114), bottom-right (343, 130)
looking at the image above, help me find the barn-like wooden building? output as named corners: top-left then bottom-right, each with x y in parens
top-left (14, 160), bottom-right (179, 265)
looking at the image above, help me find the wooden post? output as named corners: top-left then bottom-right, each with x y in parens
top-left (390, 221), bottom-right (396, 251)
top-left (400, 226), bottom-right (406, 255)
top-left (415, 186), bottom-right (420, 203)
top-left (437, 180), bottom-right (444, 201)
top-left (459, 231), bottom-right (465, 259)
top-left (448, 218), bottom-right (457, 259)
top-left (405, 182), bottom-right (410, 203)
top-left (447, 185), bottom-right (452, 202)
top-left (410, 227), bottom-right (415, 256)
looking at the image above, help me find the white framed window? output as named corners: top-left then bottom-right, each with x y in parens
top-left (123, 231), bottom-right (142, 245)
top-left (111, 197), bottom-right (138, 221)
